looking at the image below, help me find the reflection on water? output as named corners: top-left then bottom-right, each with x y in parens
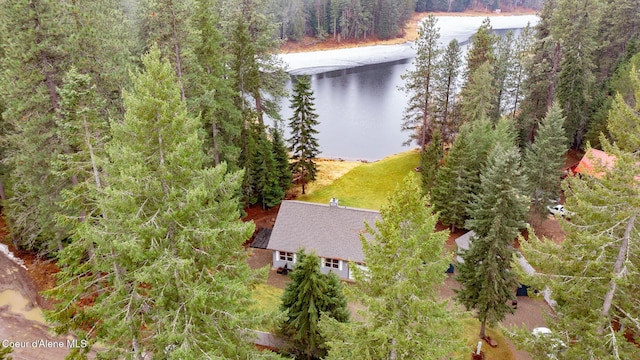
top-left (276, 28), bottom-right (526, 161)
top-left (279, 58), bottom-right (414, 161)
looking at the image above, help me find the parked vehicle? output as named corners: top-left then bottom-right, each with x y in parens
top-left (532, 327), bottom-right (567, 359)
top-left (546, 204), bottom-right (573, 219)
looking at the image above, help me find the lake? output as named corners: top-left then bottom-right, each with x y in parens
top-left (276, 15), bottom-right (539, 161)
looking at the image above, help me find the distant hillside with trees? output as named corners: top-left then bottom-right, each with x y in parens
top-left (269, 0), bottom-right (544, 42)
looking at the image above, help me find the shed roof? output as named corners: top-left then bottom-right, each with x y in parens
top-left (250, 228), bottom-right (272, 249)
top-left (573, 148), bottom-right (617, 179)
top-left (267, 200), bottom-right (380, 263)
top-left (573, 148), bottom-right (640, 182)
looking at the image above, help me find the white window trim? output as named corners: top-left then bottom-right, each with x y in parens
top-left (278, 251), bottom-right (295, 262)
top-left (323, 257), bottom-right (342, 271)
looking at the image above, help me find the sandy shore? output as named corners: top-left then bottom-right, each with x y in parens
top-left (280, 9), bottom-right (538, 54)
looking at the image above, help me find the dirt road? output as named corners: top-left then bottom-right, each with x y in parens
top-left (0, 250), bottom-right (83, 360)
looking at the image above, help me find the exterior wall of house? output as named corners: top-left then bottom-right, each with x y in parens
top-left (271, 250), bottom-right (352, 280)
top-left (348, 263), bottom-right (369, 281)
top-left (272, 250), bottom-right (297, 272)
top-left (319, 257), bottom-right (349, 279)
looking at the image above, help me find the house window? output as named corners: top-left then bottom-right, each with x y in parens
top-left (324, 258), bottom-right (340, 269)
top-left (279, 251), bottom-right (295, 262)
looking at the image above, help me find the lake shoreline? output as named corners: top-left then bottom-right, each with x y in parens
top-left (280, 8), bottom-right (538, 54)
top-left (276, 14), bottom-right (538, 161)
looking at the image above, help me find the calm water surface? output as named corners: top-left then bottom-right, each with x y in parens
top-left (279, 59), bottom-right (413, 161)
top-left (276, 20), bottom-right (535, 161)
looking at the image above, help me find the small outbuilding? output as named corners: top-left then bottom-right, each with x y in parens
top-left (572, 148), bottom-right (640, 181)
top-left (572, 148), bottom-right (617, 179)
top-left (267, 200), bottom-right (380, 280)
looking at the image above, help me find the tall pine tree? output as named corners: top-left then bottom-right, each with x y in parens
top-left (492, 31), bottom-right (514, 119)
top-left (0, 0), bottom-right (132, 254)
top-left (288, 75), bottom-right (321, 195)
top-left (432, 123), bottom-right (475, 230)
top-left (433, 39), bottom-right (463, 142)
top-left (137, 0), bottom-right (194, 102)
top-left (252, 123), bottom-right (286, 208)
top-left (514, 142), bottom-right (639, 358)
top-left (271, 125), bottom-right (293, 193)
top-left (607, 65), bottom-right (640, 153)
top-left (226, 1), bottom-right (288, 202)
top-left (320, 174), bottom-right (463, 359)
top-left (192, 0), bottom-right (243, 166)
top-left (517, 0), bottom-right (559, 144)
top-left (464, 18), bottom-right (496, 81)
top-left (456, 145), bottom-right (529, 339)
top-left (460, 62), bottom-right (496, 124)
top-left (522, 102), bottom-right (568, 216)
top-left (400, 15), bottom-right (442, 149)
top-left (552, 0), bottom-right (601, 148)
top-left (280, 250), bottom-right (349, 360)
top-left (505, 24), bottom-right (534, 119)
top-left (49, 48), bottom-right (268, 358)
top-left (0, 0), bottom-right (75, 253)
top-left (418, 129), bottom-right (444, 196)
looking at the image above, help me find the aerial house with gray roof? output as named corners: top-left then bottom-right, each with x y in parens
top-left (267, 200), bottom-right (380, 280)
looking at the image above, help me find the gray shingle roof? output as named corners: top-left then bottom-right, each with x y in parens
top-left (267, 200), bottom-right (380, 263)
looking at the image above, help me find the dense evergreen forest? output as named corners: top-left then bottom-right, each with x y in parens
top-left (408, 1), bottom-right (640, 357)
top-left (274, 0), bottom-right (544, 41)
top-left (0, 0), bottom-right (639, 358)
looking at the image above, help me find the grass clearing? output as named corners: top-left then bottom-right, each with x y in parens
top-left (299, 150), bottom-right (420, 210)
top-left (457, 318), bottom-right (515, 360)
top-left (252, 283), bottom-right (283, 312)
top-left (297, 158), bottom-right (363, 195)
top-left (251, 283), bottom-right (515, 359)
top-left (251, 283), bottom-right (284, 331)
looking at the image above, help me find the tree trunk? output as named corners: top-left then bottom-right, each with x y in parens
top-left (255, 94), bottom-right (264, 125)
top-left (546, 42), bottom-right (561, 111)
top-left (157, 121), bottom-right (170, 195)
top-left (40, 51), bottom-right (60, 110)
top-left (601, 214), bottom-right (636, 318)
top-left (132, 335), bottom-right (143, 360)
top-left (421, 78), bottom-right (431, 149)
top-left (169, 2), bottom-right (186, 103)
top-left (0, 178), bottom-right (6, 203)
top-left (211, 120), bottom-right (221, 166)
top-left (443, 74), bottom-right (452, 137)
top-left (83, 116), bottom-right (102, 190)
top-left (480, 318), bottom-right (487, 339)
top-left (83, 116), bottom-right (101, 263)
top-left (390, 338), bottom-right (397, 360)
top-left (512, 69), bottom-right (522, 118)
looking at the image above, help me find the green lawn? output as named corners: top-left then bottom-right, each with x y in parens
top-left (251, 284), bottom-right (284, 332)
top-left (250, 285), bottom-right (516, 360)
top-left (299, 150), bottom-right (420, 210)
top-left (457, 318), bottom-right (515, 360)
